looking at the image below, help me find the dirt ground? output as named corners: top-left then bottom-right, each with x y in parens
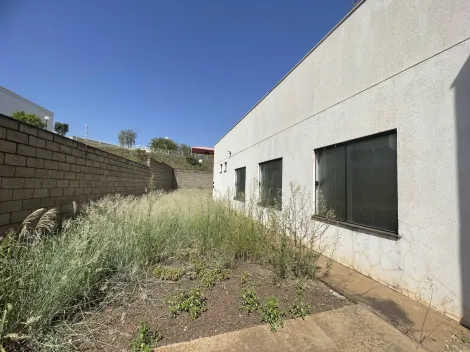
top-left (73, 262), bottom-right (351, 351)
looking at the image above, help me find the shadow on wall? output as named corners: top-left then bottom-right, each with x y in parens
top-left (454, 54), bottom-right (470, 328)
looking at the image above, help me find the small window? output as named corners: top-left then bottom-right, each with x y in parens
top-left (224, 162), bottom-right (227, 172)
top-left (220, 164), bottom-right (222, 173)
top-left (235, 167), bottom-right (246, 201)
top-left (315, 131), bottom-right (398, 233)
top-left (259, 158), bottom-right (282, 209)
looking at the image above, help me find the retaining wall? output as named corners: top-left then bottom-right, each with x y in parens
top-left (0, 114), bottom-right (175, 235)
top-left (174, 169), bottom-right (212, 189)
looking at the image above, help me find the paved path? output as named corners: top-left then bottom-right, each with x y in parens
top-left (317, 257), bottom-right (470, 352)
top-left (155, 305), bottom-right (425, 352)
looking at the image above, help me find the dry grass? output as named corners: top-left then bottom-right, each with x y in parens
top-left (0, 185), bottom-right (334, 351)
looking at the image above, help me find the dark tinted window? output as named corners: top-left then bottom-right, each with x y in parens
top-left (317, 146), bottom-right (346, 221)
top-left (316, 132), bottom-right (397, 233)
top-left (259, 158), bottom-right (282, 209)
top-left (235, 167), bottom-right (246, 201)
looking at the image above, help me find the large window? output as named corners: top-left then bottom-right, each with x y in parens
top-left (259, 158), bottom-right (282, 209)
top-left (235, 167), bottom-right (246, 201)
top-left (315, 131), bottom-right (398, 233)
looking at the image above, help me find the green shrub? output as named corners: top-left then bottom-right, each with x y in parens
top-left (200, 267), bottom-right (230, 288)
top-left (53, 122), bottom-right (69, 136)
top-left (260, 298), bottom-right (285, 332)
top-left (11, 111), bottom-right (46, 129)
top-left (290, 300), bottom-right (311, 320)
top-left (167, 288), bottom-right (207, 320)
top-left (240, 289), bottom-right (260, 314)
top-left (130, 321), bottom-right (162, 352)
top-left (185, 155), bottom-right (199, 166)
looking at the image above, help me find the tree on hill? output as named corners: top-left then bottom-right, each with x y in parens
top-left (149, 137), bottom-right (177, 151)
top-left (118, 129), bottom-right (137, 148)
top-left (54, 122), bottom-right (69, 136)
top-left (11, 111), bottom-right (46, 128)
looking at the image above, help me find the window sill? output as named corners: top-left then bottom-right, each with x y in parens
top-left (311, 215), bottom-right (400, 241)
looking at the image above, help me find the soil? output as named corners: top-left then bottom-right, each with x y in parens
top-left (73, 262), bottom-right (351, 351)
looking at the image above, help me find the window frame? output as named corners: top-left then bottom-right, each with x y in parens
top-left (258, 157), bottom-right (283, 210)
top-left (314, 130), bottom-right (399, 238)
top-left (234, 167), bottom-right (246, 202)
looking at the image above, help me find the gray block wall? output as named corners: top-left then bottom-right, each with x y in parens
top-left (0, 114), bottom-right (176, 235)
top-left (174, 169), bottom-right (213, 189)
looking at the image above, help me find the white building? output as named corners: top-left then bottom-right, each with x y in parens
top-left (214, 0), bottom-right (470, 326)
top-left (0, 86), bottom-right (54, 131)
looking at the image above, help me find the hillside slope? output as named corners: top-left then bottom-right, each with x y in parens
top-left (73, 138), bottom-right (214, 172)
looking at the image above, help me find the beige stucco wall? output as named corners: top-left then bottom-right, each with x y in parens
top-left (214, 0), bottom-right (470, 324)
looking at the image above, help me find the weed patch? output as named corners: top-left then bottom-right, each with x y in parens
top-left (167, 288), bottom-right (207, 320)
top-left (200, 267), bottom-right (231, 288)
top-left (153, 265), bottom-right (183, 281)
top-left (190, 253), bottom-right (207, 275)
top-left (240, 289), bottom-right (260, 314)
top-left (289, 282), bottom-right (311, 319)
top-left (240, 271), bottom-right (251, 286)
top-left (131, 321), bottom-right (162, 352)
top-left (260, 298), bottom-right (285, 332)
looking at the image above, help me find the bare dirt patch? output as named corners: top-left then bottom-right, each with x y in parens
top-left (72, 263), bottom-right (351, 351)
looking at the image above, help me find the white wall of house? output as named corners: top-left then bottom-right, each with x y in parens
top-left (0, 86), bottom-right (54, 131)
top-left (214, 0), bottom-right (470, 324)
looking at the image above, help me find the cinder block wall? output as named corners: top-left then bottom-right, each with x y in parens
top-left (174, 169), bottom-right (213, 189)
top-left (0, 114), bottom-right (175, 235)
top-left (149, 159), bottom-right (177, 190)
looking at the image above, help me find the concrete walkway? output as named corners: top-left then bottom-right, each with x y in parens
top-left (317, 257), bottom-right (470, 352)
top-left (155, 305), bottom-right (425, 352)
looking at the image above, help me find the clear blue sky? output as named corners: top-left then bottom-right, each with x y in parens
top-left (0, 0), bottom-right (353, 147)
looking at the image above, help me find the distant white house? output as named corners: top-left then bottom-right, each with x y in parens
top-left (0, 86), bottom-right (54, 131)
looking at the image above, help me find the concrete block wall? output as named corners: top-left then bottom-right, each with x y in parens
top-left (0, 114), bottom-right (175, 235)
top-left (174, 169), bottom-right (213, 189)
top-left (149, 158), bottom-right (177, 190)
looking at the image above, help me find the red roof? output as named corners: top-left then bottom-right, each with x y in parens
top-left (192, 146), bottom-right (214, 155)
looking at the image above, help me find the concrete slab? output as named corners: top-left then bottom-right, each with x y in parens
top-left (155, 305), bottom-right (425, 352)
top-left (314, 305), bottom-right (424, 352)
top-left (317, 257), bottom-right (470, 352)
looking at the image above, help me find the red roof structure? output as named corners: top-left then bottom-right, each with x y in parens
top-left (191, 146), bottom-right (214, 155)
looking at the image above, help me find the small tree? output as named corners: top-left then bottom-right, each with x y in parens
top-left (54, 122), bottom-right (69, 136)
top-left (118, 129), bottom-right (137, 148)
top-left (11, 111), bottom-right (46, 129)
top-left (179, 143), bottom-right (192, 156)
top-left (149, 137), bottom-right (177, 151)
